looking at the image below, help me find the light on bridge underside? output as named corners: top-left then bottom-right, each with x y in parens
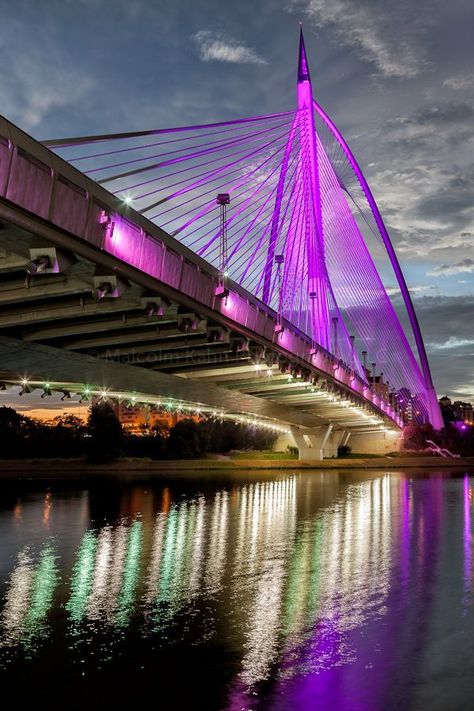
top-left (122, 195), bottom-right (134, 206)
top-left (7, 377), bottom-right (399, 434)
top-left (41, 383), bottom-right (52, 398)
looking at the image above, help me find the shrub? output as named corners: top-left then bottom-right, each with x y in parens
top-left (338, 444), bottom-right (352, 457)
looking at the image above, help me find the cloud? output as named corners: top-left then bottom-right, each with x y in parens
top-left (359, 112), bottom-right (474, 262)
top-left (393, 102), bottom-right (474, 132)
top-left (0, 25), bottom-right (94, 130)
top-left (427, 258), bottom-right (474, 277)
top-left (431, 337), bottom-right (474, 350)
top-left (6, 57), bottom-right (93, 129)
top-left (193, 31), bottom-right (267, 65)
top-left (292, 0), bottom-right (428, 78)
top-left (394, 295), bottom-right (474, 399)
top-left (443, 74), bottom-right (474, 90)
top-left (393, 295), bottom-right (474, 346)
top-left (386, 285), bottom-right (436, 296)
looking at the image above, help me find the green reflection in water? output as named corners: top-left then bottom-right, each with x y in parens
top-left (157, 508), bottom-right (178, 604)
top-left (66, 530), bottom-right (98, 623)
top-left (1, 541), bottom-right (59, 648)
top-left (280, 513), bottom-right (326, 640)
top-left (306, 517), bottom-right (324, 625)
top-left (116, 521), bottom-right (143, 628)
top-left (24, 540), bottom-right (59, 643)
top-left (282, 529), bottom-right (309, 636)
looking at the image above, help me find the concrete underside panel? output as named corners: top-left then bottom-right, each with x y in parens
top-left (349, 430), bottom-right (401, 455)
top-left (0, 334), bottom-right (324, 428)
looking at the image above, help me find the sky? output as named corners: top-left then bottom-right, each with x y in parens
top-left (0, 0), bottom-right (473, 412)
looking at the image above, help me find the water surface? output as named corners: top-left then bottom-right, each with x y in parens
top-left (1, 469), bottom-right (473, 710)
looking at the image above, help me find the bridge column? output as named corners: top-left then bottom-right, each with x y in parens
top-left (291, 424), bottom-right (333, 461)
top-left (323, 429), bottom-right (348, 458)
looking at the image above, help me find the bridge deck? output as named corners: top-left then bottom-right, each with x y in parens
top-left (0, 114), bottom-right (401, 434)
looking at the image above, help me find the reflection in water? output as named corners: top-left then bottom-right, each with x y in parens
top-left (116, 521), bottom-right (143, 628)
top-left (238, 478), bottom-right (297, 686)
top-left (2, 549), bottom-right (35, 645)
top-left (2, 541), bottom-right (58, 647)
top-left (464, 475), bottom-right (472, 593)
top-left (67, 530), bottom-right (98, 624)
top-left (1, 471), bottom-right (474, 710)
top-left (42, 492), bottom-right (52, 527)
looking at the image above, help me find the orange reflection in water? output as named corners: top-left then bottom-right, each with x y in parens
top-left (42, 493), bottom-right (52, 527)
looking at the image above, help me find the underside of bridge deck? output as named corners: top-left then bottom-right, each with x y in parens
top-left (0, 212), bottom-right (397, 444)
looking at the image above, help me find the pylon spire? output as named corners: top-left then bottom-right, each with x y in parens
top-left (298, 25), bottom-right (311, 84)
top-left (295, 25), bottom-right (330, 350)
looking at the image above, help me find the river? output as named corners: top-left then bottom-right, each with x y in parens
top-left (1, 469), bottom-right (473, 709)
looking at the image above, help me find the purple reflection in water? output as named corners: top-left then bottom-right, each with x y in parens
top-left (464, 475), bottom-right (472, 592)
top-left (401, 477), bottom-right (411, 588)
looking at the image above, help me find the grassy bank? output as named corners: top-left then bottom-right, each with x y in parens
top-left (0, 455), bottom-right (473, 479)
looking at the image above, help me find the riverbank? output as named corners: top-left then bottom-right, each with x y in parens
top-left (0, 455), bottom-right (473, 478)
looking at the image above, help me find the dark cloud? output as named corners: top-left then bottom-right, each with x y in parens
top-left (400, 102), bottom-right (474, 127)
top-left (394, 295), bottom-right (474, 399)
top-left (428, 259), bottom-right (474, 276)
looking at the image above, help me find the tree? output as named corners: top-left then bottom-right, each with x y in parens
top-left (51, 414), bottom-right (85, 430)
top-left (199, 420), bottom-right (278, 453)
top-left (0, 407), bottom-right (26, 457)
top-left (87, 402), bottom-right (123, 463)
top-left (402, 422), bottom-right (435, 451)
top-left (0, 406), bottom-right (45, 458)
top-left (167, 419), bottom-right (210, 459)
top-left (49, 414), bottom-right (87, 457)
top-left (123, 430), bottom-right (166, 460)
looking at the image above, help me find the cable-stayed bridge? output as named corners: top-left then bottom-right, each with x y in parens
top-left (0, 29), bottom-right (443, 458)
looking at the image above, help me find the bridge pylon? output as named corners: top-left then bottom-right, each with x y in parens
top-left (295, 26), bottom-right (331, 351)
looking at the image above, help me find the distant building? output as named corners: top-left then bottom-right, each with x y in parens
top-left (398, 387), bottom-right (414, 423)
top-left (91, 396), bottom-right (200, 434)
top-left (439, 396), bottom-right (473, 425)
top-left (453, 401), bottom-right (473, 423)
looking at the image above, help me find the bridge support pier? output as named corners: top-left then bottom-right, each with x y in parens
top-left (347, 429), bottom-right (401, 455)
top-left (291, 425), bottom-right (333, 461)
top-left (290, 427), bottom-right (400, 460)
top-left (324, 429), bottom-right (349, 458)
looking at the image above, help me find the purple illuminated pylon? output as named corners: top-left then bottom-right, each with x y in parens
top-left (297, 27), bottom-right (330, 350)
top-left (46, 27), bottom-right (443, 428)
top-left (262, 113), bottom-right (298, 303)
top-left (264, 27), bottom-right (331, 349)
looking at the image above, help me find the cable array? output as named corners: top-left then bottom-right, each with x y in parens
top-left (46, 106), bottom-right (429, 415)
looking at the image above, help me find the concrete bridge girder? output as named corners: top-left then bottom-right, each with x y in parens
top-left (0, 224), bottom-right (397, 432)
